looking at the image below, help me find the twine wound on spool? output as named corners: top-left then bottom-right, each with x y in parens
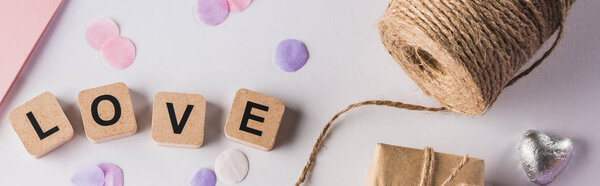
top-left (296, 0), bottom-right (574, 185)
top-left (379, 0), bottom-right (573, 116)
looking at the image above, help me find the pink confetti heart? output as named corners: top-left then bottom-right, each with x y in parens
top-left (100, 36), bottom-right (136, 69)
top-left (86, 17), bottom-right (120, 51)
top-left (227, 0), bottom-right (252, 12)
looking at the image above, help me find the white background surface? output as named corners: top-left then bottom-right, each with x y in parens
top-left (0, 0), bottom-right (598, 185)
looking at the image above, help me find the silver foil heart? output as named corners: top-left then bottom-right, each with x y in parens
top-left (518, 130), bottom-right (574, 185)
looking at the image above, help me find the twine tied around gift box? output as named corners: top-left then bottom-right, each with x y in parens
top-left (296, 0), bottom-right (574, 185)
top-left (419, 147), bottom-right (471, 186)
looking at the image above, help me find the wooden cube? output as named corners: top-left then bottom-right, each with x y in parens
top-left (151, 92), bottom-right (206, 148)
top-left (77, 82), bottom-right (137, 143)
top-left (8, 92), bottom-right (74, 158)
top-left (224, 88), bottom-right (285, 151)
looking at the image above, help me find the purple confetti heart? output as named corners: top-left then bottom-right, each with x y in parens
top-left (71, 164), bottom-right (105, 186)
top-left (273, 39), bottom-right (309, 72)
top-left (98, 163), bottom-right (124, 186)
top-left (191, 168), bottom-right (217, 186)
top-left (196, 0), bottom-right (230, 26)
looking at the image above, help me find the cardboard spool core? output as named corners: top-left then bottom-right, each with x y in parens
top-left (390, 35), bottom-right (486, 116)
top-left (412, 48), bottom-right (445, 75)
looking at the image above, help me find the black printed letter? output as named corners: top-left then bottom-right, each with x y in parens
top-left (91, 95), bottom-right (121, 126)
top-left (166, 103), bottom-right (194, 134)
top-left (239, 101), bottom-right (269, 136)
top-left (26, 112), bottom-right (59, 140)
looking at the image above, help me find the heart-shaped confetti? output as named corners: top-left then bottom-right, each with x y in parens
top-left (214, 149), bottom-right (249, 184)
top-left (191, 168), bottom-right (217, 186)
top-left (518, 130), bottom-right (574, 185)
top-left (196, 0), bottom-right (230, 26)
top-left (71, 164), bottom-right (105, 186)
top-left (98, 163), bottom-right (124, 186)
top-left (100, 36), bottom-right (136, 69)
top-left (273, 39), bottom-right (309, 72)
top-left (86, 17), bottom-right (136, 70)
top-left (227, 0), bottom-right (252, 12)
top-left (86, 17), bottom-right (120, 50)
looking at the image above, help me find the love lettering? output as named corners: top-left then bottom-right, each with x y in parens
top-left (8, 82), bottom-right (285, 158)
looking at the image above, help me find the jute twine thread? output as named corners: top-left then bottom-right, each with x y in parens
top-left (295, 0), bottom-right (573, 185)
top-left (419, 147), bottom-right (437, 186)
top-left (419, 147), bottom-right (470, 186)
top-left (380, 0), bottom-right (573, 116)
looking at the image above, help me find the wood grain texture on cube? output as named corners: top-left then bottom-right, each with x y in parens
top-left (151, 91), bottom-right (206, 148)
top-left (8, 92), bottom-right (74, 158)
top-left (78, 82), bottom-right (137, 143)
top-left (225, 88), bottom-right (285, 151)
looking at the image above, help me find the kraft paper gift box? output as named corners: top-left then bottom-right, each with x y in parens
top-left (366, 143), bottom-right (485, 186)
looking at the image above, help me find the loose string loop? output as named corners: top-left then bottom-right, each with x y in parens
top-left (295, 101), bottom-right (447, 186)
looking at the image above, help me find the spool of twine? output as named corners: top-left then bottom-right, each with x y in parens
top-left (379, 0), bottom-right (573, 116)
top-left (296, 0), bottom-right (575, 185)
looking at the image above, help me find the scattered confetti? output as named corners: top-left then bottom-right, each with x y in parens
top-left (227, 0), bottom-right (252, 12)
top-left (98, 163), bottom-right (124, 186)
top-left (71, 164), bottom-right (105, 186)
top-left (100, 36), bottom-right (136, 69)
top-left (273, 39), bottom-right (309, 72)
top-left (191, 168), bottom-right (217, 186)
top-left (196, 0), bottom-right (230, 26)
top-left (214, 149), bottom-right (249, 184)
top-left (86, 17), bottom-right (120, 50)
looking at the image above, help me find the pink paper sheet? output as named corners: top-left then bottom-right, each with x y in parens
top-left (0, 0), bottom-right (63, 108)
